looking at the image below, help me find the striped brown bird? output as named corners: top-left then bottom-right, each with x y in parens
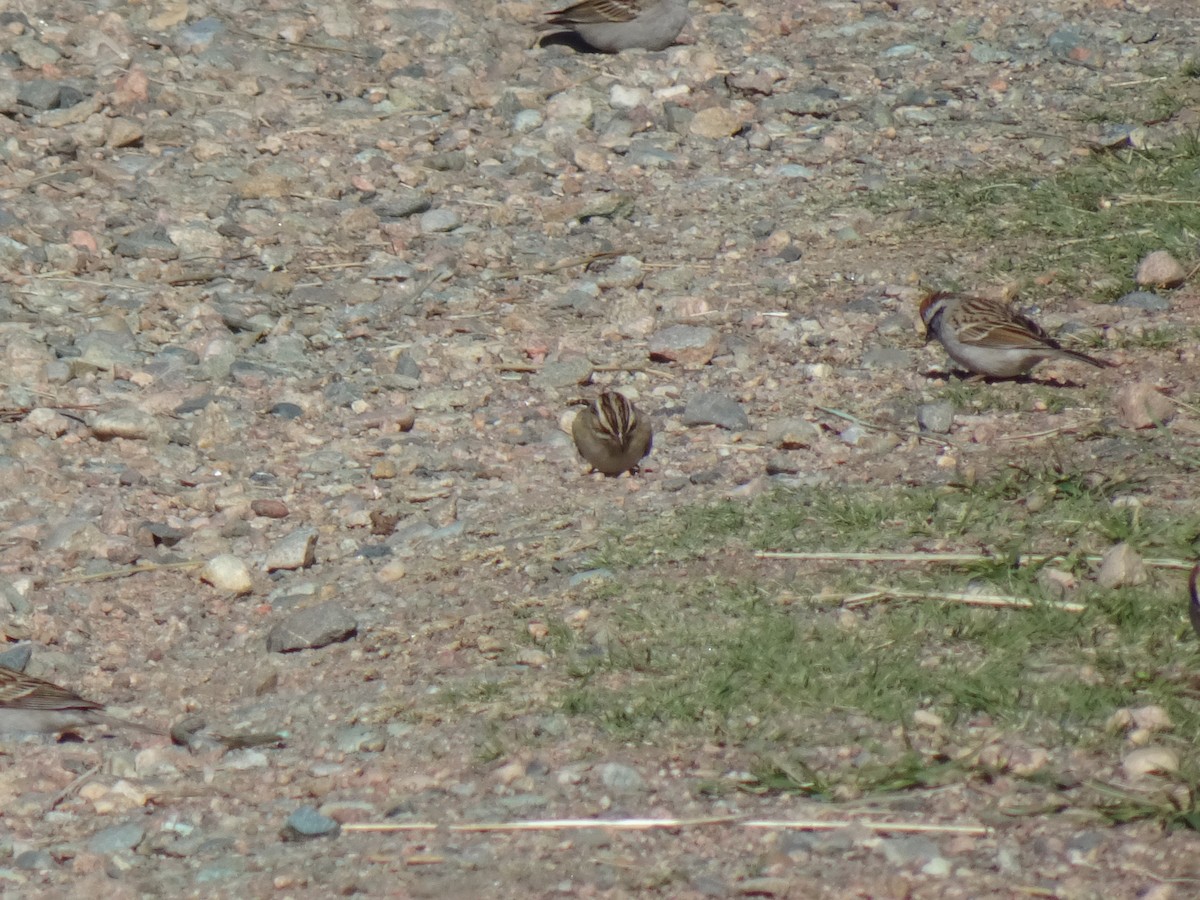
top-left (0, 664), bottom-right (158, 735)
top-left (572, 391), bottom-right (652, 476)
top-left (919, 291), bottom-right (1112, 378)
top-left (544, 0), bottom-right (688, 52)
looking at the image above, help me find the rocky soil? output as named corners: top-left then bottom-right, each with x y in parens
top-left (1, 0), bottom-right (1198, 896)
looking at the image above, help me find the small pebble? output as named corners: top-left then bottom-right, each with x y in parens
top-left (281, 806), bottom-right (341, 841)
top-left (200, 554), bottom-right (253, 595)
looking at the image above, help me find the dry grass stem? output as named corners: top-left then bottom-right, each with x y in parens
top-left (844, 589), bottom-right (1085, 613)
top-left (757, 550), bottom-right (1193, 570)
top-left (343, 816), bottom-right (987, 835)
top-left (52, 561), bottom-right (205, 584)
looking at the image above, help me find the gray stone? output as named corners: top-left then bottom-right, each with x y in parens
top-left (534, 357), bottom-right (593, 388)
top-left (861, 347), bottom-right (914, 370)
top-left (968, 43), bottom-right (1012, 63)
top-left (917, 402), bottom-right (955, 433)
top-left (90, 408), bottom-right (165, 441)
top-left (394, 353), bottom-right (422, 381)
top-left (648, 325), bottom-right (720, 366)
top-left (596, 762), bottom-right (645, 794)
top-left (13, 849), bottom-right (55, 870)
top-left (418, 208), bottom-right (462, 233)
top-left (594, 255), bottom-right (643, 289)
top-left (1, 332), bottom-right (54, 381)
top-left (17, 79), bottom-right (62, 111)
top-left (1094, 124), bottom-right (1142, 149)
top-left (682, 392), bottom-right (750, 430)
top-left (568, 568), bottom-right (615, 586)
top-left (195, 861), bottom-right (247, 883)
top-left (1047, 26), bottom-right (1088, 59)
top-left (324, 380), bottom-right (364, 408)
top-left (764, 417), bottom-right (819, 449)
top-left (775, 164), bottom-right (815, 179)
top-left (0, 235), bottom-right (28, 268)
top-left (114, 225), bottom-right (180, 260)
top-left (266, 602), bottom-right (358, 653)
top-left (74, 334), bottom-right (145, 373)
top-left (1114, 290), bottom-right (1169, 311)
top-left (0, 81), bottom-right (17, 115)
top-left (223, 750), bottom-right (270, 769)
top-left (10, 36), bottom-right (61, 69)
top-left (497, 793), bottom-right (551, 812)
top-left (427, 522), bottom-right (464, 541)
top-left (838, 424), bottom-right (865, 446)
top-left (876, 312), bottom-right (914, 336)
top-left (765, 92), bottom-right (840, 117)
top-left (280, 806), bottom-right (340, 841)
top-left (88, 822), bottom-right (146, 854)
top-left (269, 402), bottom-right (304, 420)
top-left (333, 726), bottom-right (386, 753)
top-left (0, 642), bottom-right (31, 671)
top-left (577, 195), bottom-right (634, 222)
top-left (880, 835), bottom-right (943, 866)
top-left (765, 453), bottom-right (806, 475)
top-left (424, 151), bottom-right (466, 172)
top-left (177, 17), bottom-right (225, 53)
top-left (265, 527), bottom-right (318, 572)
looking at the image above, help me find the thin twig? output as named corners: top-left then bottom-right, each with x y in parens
top-left (1111, 195), bottom-right (1200, 207)
top-left (756, 550), bottom-right (1194, 570)
top-left (487, 250), bottom-right (629, 280)
top-left (147, 78), bottom-right (229, 98)
top-left (1109, 76), bottom-right (1168, 88)
top-left (494, 363), bottom-right (675, 379)
top-left (813, 406), bottom-right (959, 448)
top-left (224, 24), bottom-right (375, 58)
top-left (405, 268), bottom-right (450, 307)
top-left (844, 588), bottom-right (1085, 613)
top-left (1054, 228), bottom-right (1154, 247)
top-left (742, 819), bottom-right (988, 835)
top-left (760, 551), bottom-right (1003, 564)
top-left (997, 418), bottom-right (1100, 441)
top-left (47, 764), bottom-right (101, 811)
top-left (1165, 395), bottom-right (1200, 417)
top-left (305, 262), bottom-right (367, 272)
top-left (344, 816), bottom-right (738, 834)
top-left (24, 275), bottom-right (155, 291)
top-left (52, 561), bottom-right (205, 584)
top-left (594, 364), bottom-right (676, 379)
top-left (342, 815), bottom-right (987, 835)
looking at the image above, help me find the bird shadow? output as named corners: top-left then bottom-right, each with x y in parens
top-left (922, 368), bottom-right (1091, 388)
top-left (538, 30), bottom-right (608, 53)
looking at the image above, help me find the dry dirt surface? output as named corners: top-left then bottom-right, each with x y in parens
top-left (1, 0), bottom-right (1199, 897)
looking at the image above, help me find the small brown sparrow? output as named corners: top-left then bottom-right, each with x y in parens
top-left (1189, 565), bottom-right (1200, 640)
top-left (572, 391), bottom-right (653, 476)
top-left (0, 665), bottom-right (158, 736)
top-left (544, 0), bottom-right (688, 52)
top-left (919, 291), bottom-right (1113, 379)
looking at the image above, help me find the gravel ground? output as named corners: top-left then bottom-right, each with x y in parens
top-left (1, 0), bottom-right (1199, 896)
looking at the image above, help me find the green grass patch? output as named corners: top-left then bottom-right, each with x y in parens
top-left (549, 466), bottom-right (1200, 816)
top-left (873, 131), bottom-right (1200, 297)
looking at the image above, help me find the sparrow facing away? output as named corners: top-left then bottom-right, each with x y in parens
top-left (0, 664), bottom-right (158, 736)
top-left (919, 291), bottom-right (1113, 379)
top-left (572, 391), bottom-right (653, 476)
top-left (1189, 565), bottom-right (1200, 641)
top-left (544, 0), bottom-right (688, 52)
